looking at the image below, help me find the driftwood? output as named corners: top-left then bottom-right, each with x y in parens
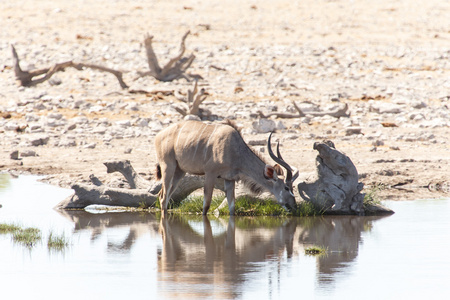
top-left (11, 45), bottom-right (128, 89)
top-left (55, 159), bottom-right (225, 210)
top-left (258, 102), bottom-right (349, 119)
top-left (137, 31), bottom-right (198, 82)
top-left (298, 141), bottom-right (393, 216)
top-left (173, 80), bottom-right (209, 117)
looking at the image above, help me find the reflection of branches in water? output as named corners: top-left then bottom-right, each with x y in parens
top-left (107, 228), bottom-right (137, 253)
top-left (57, 209), bottom-right (390, 295)
top-left (299, 216), bottom-right (389, 288)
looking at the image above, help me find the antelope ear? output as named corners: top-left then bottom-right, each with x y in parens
top-left (273, 164), bottom-right (284, 177)
top-left (264, 165), bottom-right (278, 181)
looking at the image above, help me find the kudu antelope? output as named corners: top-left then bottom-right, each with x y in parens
top-left (154, 120), bottom-right (299, 215)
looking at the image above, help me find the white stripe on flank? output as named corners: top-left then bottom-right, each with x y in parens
top-left (175, 122), bottom-right (189, 151)
top-left (192, 125), bottom-right (208, 159)
top-left (204, 124), bottom-right (218, 160)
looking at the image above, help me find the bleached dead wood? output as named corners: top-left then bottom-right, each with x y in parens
top-left (258, 102), bottom-right (349, 119)
top-left (297, 141), bottom-right (393, 216)
top-left (173, 80), bottom-right (209, 117)
top-left (137, 31), bottom-right (199, 82)
top-left (11, 45), bottom-right (128, 89)
top-left (55, 159), bottom-right (225, 210)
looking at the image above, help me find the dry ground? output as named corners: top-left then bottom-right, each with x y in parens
top-left (0, 0), bottom-right (449, 201)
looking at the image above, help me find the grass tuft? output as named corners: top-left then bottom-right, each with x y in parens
top-left (0, 223), bottom-right (21, 234)
top-left (363, 184), bottom-right (383, 209)
top-left (305, 245), bottom-right (328, 256)
top-left (12, 227), bottom-right (42, 248)
top-left (175, 195), bottom-right (224, 214)
top-left (47, 231), bottom-right (70, 251)
top-left (293, 201), bottom-right (320, 217)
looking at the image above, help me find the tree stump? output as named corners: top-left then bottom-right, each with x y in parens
top-left (298, 141), bottom-right (367, 215)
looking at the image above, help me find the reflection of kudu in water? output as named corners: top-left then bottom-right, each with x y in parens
top-left (158, 215), bottom-right (298, 299)
top-left (58, 210), bottom-right (390, 295)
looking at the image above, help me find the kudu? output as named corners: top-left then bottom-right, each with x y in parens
top-left (154, 120), bottom-right (299, 215)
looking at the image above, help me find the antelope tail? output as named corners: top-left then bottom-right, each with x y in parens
top-left (156, 164), bottom-right (162, 180)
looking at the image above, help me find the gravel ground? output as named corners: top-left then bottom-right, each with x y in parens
top-left (0, 0), bottom-right (449, 201)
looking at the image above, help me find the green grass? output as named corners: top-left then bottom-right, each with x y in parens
top-left (1, 223), bottom-right (70, 250)
top-left (0, 223), bottom-right (21, 234)
top-left (47, 231), bottom-right (70, 251)
top-left (363, 184), bottom-right (383, 210)
top-left (12, 227), bottom-right (42, 248)
top-left (174, 195), bottom-right (290, 216)
top-left (174, 195), bottom-right (224, 214)
top-left (293, 201), bottom-right (320, 217)
top-left (232, 196), bottom-right (288, 216)
top-left (305, 245), bottom-right (328, 256)
top-left (170, 194), bottom-right (322, 217)
top-left (1, 223), bottom-right (42, 248)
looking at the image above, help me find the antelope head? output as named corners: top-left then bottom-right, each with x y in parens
top-left (267, 133), bottom-right (299, 210)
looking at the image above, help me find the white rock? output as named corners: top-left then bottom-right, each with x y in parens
top-left (83, 143), bottom-right (97, 149)
top-left (276, 121), bottom-right (286, 130)
top-left (4, 122), bottom-right (19, 131)
top-left (252, 119), bottom-right (276, 133)
top-left (116, 120), bottom-right (131, 128)
top-left (20, 150), bottom-right (37, 157)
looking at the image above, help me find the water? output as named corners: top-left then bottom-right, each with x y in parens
top-left (1, 174), bottom-right (450, 299)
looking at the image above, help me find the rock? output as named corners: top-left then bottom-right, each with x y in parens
top-left (10, 150), bottom-right (19, 160)
top-left (66, 123), bottom-right (77, 131)
top-left (30, 135), bottom-right (49, 146)
top-left (184, 114), bottom-right (201, 121)
top-left (20, 150), bottom-right (38, 157)
top-left (149, 120), bottom-right (164, 132)
top-left (93, 126), bottom-right (108, 134)
top-left (83, 143), bottom-right (97, 149)
top-left (345, 127), bottom-right (362, 136)
top-left (276, 120), bottom-right (286, 130)
top-left (252, 119), bottom-right (276, 133)
top-left (116, 120), bottom-right (131, 128)
top-left (247, 139), bottom-right (266, 146)
top-left (47, 113), bottom-right (63, 120)
top-left (4, 122), bottom-right (19, 131)
top-left (57, 139), bottom-right (77, 147)
top-left (370, 102), bottom-right (403, 114)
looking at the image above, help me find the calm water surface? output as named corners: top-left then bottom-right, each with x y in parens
top-left (1, 174), bottom-right (449, 299)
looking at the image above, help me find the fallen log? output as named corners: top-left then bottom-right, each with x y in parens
top-left (55, 159), bottom-right (225, 210)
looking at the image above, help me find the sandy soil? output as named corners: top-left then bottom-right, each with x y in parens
top-left (0, 0), bottom-right (449, 201)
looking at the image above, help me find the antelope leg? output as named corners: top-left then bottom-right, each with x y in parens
top-left (202, 174), bottom-right (216, 215)
top-left (224, 180), bottom-right (236, 216)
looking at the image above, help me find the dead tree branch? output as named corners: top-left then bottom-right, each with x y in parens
top-left (174, 80), bottom-right (209, 117)
top-left (258, 102), bottom-right (349, 119)
top-left (139, 31), bottom-right (199, 82)
top-left (11, 44), bottom-right (128, 89)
